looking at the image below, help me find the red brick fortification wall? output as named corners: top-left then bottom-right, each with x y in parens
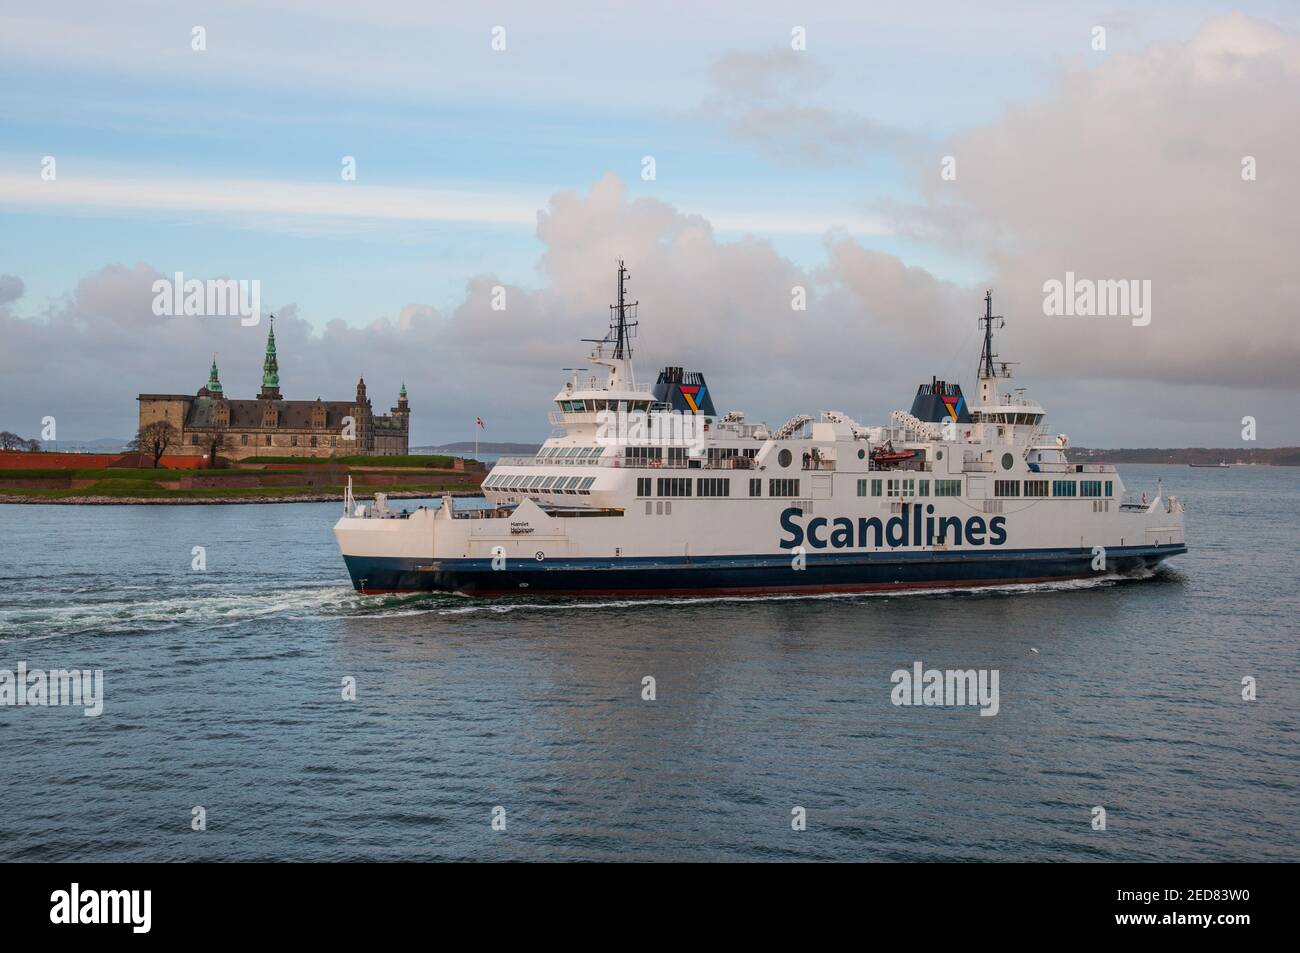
top-left (0, 451), bottom-right (206, 470)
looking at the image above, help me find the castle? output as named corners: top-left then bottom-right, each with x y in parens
top-left (137, 320), bottom-right (410, 459)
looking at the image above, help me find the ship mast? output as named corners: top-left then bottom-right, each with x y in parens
top-left (609, 259), bottom-right (638, 360)
top-left (978, 290), bottom-right (1003, 380)
top-left (582, 259), bottom-right (640, 390)
top-left (976, 290), bottom-right (1011, 407)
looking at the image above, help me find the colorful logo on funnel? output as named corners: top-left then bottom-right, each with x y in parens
top-left (941, 394), bottom-right (964, 419)
top-left (679, 384), bottom-right (706, 414)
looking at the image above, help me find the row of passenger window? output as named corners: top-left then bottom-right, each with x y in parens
top-left (537, 446), bottom-right (605, 461)
top-left (483, 473), bottom-right (597, 494)
top-left (856, 478), bottom-right (963, 498)
top-left (635, 478), bottom-right (803, 498)
top-left (995, 479), bottom-right (1113, 498)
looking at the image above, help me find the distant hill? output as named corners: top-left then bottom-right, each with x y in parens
top-left (1072, 447), bottom-right (1300, 466)
top-left (37, 438), bottom-right (132, 452)
top-left (418, 441), bottom-right (541, 455)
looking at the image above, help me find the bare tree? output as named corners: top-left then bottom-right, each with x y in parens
top-left (203, 427), bottom-right (228, 469)
top-left (26, 438), bottom-right (41, 452)
top-left (129, 421), bottom-right (179, 468)
top-left (0, 431), bottom-right (25, 450)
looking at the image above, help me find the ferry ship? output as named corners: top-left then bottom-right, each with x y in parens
top-left (334, 262), bottom-right (1186, 596)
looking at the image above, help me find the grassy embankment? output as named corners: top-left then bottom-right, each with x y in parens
top-left (0, 456), bottom-right (481, 501)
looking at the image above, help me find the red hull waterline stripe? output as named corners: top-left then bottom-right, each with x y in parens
top-left (356, 573), bottom-right (1094, 599)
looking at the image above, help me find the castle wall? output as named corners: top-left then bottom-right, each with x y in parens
top-left (138, 396), bottom-right (191, 434)
top-left (183, 429), bottom-right (361, 461)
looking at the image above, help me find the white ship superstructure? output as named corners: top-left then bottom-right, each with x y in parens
top-left (335, 264), bottom-right (1186, 596)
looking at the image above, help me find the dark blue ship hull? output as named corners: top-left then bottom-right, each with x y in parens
top-left (343, 544), bottom-right (1186, 597)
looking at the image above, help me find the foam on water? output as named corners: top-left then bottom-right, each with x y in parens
top-left (0, 564), bottom-right (1178, 640)
top-left (0, 584), bottom-right (358, 641)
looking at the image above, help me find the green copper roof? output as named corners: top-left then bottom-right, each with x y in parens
top-left (400, 382), bottom-right (407, 398)
top-left (207, 355), bottom-right (223, 395)
top-left (262, 319), bottom-right (279, 388)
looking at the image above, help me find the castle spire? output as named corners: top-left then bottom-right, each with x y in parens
top-left (260, 315), bottom-right (281, 399)
top-left (207, 354), bottom-right (223, 395)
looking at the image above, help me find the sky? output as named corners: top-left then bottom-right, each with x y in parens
top-left (1, 0), bottom-right (1298, 447)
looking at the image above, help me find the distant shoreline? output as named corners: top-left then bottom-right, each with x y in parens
top-left (1072, 447), bottom-right (1298, 466)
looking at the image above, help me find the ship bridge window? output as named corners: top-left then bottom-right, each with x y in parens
top-left (1080, 480), bottom-right (1102, 497)
top-left (1052, 480), bottom-right (1077, 497)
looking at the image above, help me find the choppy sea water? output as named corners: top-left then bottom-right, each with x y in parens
top-left (0, 464), bottom-right (1295, 862)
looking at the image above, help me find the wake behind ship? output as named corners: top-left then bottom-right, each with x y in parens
top-left (334, 263), bottom-right (1187, 597)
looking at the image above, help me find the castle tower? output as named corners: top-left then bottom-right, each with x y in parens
top-left (206, 355), bottom-right (223, 395)
top-left (259, 317), bottom-right (281, 400)
top-left (352, 377), bottom-right (371, 451)
top-left (391, 382), bottom-right (411, 453)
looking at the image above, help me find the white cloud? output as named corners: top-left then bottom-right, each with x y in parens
top-left (887, 12), bottom-right (1300, 391)
top-left (5, 169), bottom-right (1296, 447)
